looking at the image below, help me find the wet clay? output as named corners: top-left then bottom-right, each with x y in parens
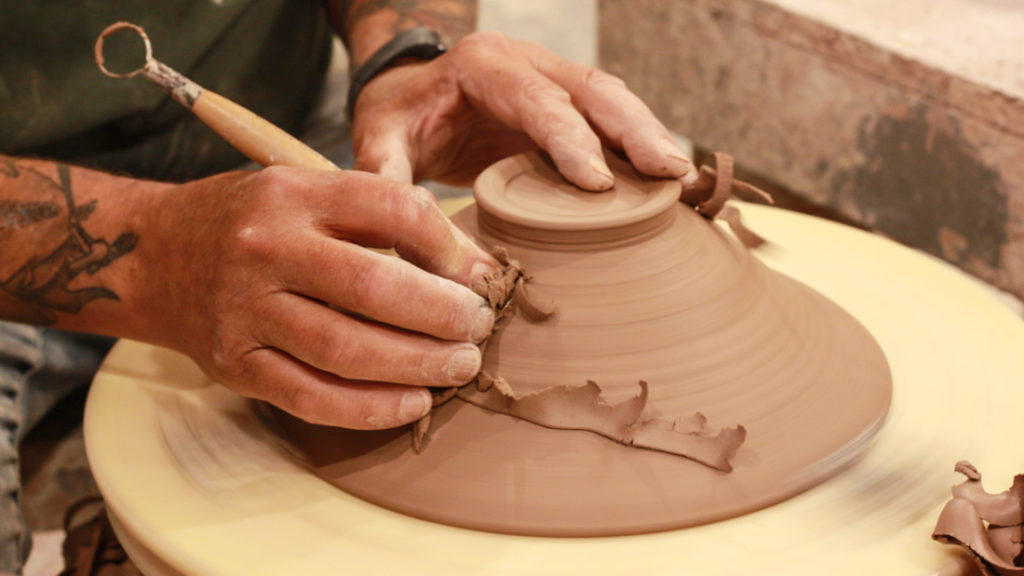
top-left (416, 245), bottom-right (746, 471)
top-left (271, 151), bottom-right (893, 537)
top-left (933, 462), bottom-right (1024, 575)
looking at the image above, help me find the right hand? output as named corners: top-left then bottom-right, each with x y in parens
top-left (135, 166), bottom-right (497, 429)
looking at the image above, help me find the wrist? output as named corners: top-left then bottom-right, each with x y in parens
top-left (61, 174), bottom-right (170, 341)
top-left (346, 27), bottom-right (448, 121)
top-left (0, 158), bottom-right (171, 339)
top-left (329, 0), bottom-right (477, 65)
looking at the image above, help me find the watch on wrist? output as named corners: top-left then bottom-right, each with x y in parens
top-left (346, 27), bottom-right (448, 121)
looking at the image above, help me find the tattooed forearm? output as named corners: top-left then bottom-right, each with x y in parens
top-left (0, 157), bottom-right (137, 326)
top-left (0, 201), bottom-right (60, 229)
top-left (329, 0), bottom-right (477, 66)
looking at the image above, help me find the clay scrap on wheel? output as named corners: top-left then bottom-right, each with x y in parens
top-left (933, 461), bottom-right (1024, 576)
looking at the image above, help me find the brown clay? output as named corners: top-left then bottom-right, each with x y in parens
top-left (933, 462), bottom-right (1024, 575)
top-left (271, 151), bottom-right (892, 537)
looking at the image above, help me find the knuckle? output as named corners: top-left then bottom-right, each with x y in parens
top-left (353, 144), bottom-right (386, 173)
top-left (407, 185), bottom-right (438, 212)
top-left (453, 30), bottom-right (511, 56)
top-left (435, 280), bottom-right (478, 340)
top-left (203, 297), bottom-right (271, 384)
top-left (440, 303), bottom-right (470, 341)
top-left (240, 166), bottom-right (306, 213)
top-left (581, 66), bottom-right (626, 91)
top-left (389, 185), bottom-right (439, 229)
top-left (323, 334), bottom-right (364, 377)
top-left (342, 255), bottom-right (397, 313)
top-left (279, 385), bottom-right (325, 423)
top-left (519, 91), bottom-right (574, 144)
top-left (220, 171), bottom-right (300, 262)
top-left (231, 223), bottom-right (279, 263)
top-left (207, 326), bottom-right (249, 381)
top-left (413, 349), bottom-right (436, 383)
top-left (252, 164), bottom-right (299, 189)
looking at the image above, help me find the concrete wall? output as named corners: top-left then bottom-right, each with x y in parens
top-left (599, 0), bottom-right (1024, 298)
top-left (479, 0), bottom-right (597, 65)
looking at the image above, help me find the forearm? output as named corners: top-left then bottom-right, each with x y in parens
top-left (0, 155), bottom-right (168, 338)
top-left (327, 0), bottom-right (478, 68)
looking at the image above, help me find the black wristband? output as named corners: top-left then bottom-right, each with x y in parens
top-left (346, 28), bottom-right (448, 121)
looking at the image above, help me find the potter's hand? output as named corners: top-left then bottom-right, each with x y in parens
top-left (349, 31), bottom-right (694, 190)
top-left (141, 167), bottom-right (495, 429)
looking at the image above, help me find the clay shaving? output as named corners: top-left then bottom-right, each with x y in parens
top-left (468, 246), bottom-right (554, 325)
top-left (933, 461), bottom-right (1024, 575)
top-left (681, 152), bottom-right (773, 248)
top-left (459, 375), bottom-right (745, 472)
top-left (412, 245), bottom-right (746, 472)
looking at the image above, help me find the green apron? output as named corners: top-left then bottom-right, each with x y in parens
top-left (0, 0), bottom-right (332, 181)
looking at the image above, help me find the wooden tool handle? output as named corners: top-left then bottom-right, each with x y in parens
top-left (95, 22), bottom-right (338, 172)
top-left (191, 90), bottom-right (339, 171)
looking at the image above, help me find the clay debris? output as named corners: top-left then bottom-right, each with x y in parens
top-left (469, 246), bottom-right (555, 325)
top-left (681, 152), bottom-right (773, 248)
top-left (459, 375), bottom-right (746, 472)
top-left (412, 246), bottom-right (745, 473)
top-left (933, 461), bottom-right (1024, 576)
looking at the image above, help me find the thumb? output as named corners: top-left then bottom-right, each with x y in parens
top-left (354, 126), bottom-right (415, 183)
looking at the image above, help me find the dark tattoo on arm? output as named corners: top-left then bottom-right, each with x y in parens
top-left (0, 159), bottom-right (137, 325)
top-left (333, 0), bottom-right (477, 64)
top-left (0, 201), bottom-right (60, 229)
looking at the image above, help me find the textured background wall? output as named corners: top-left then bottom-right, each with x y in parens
top-left (599, 0), bottom-right (1024, 298)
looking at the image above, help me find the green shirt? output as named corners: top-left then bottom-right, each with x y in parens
top-left (0, 0), bottom-right (332, 181)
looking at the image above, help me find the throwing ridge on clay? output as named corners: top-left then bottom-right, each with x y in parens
top-left (415, 245), bottom-right (747, 472)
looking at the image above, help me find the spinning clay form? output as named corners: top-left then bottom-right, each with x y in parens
top-left (272, 151), bottom-right (893, 537)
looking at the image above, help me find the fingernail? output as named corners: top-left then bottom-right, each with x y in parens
top-left (447, 347), bottom-right (482, 384)
top-left (589, 153), bottom-right (615, 187)
top-left (469, 305), bottom-right (495, 342)
top-left (469, 260), bottom-right (495, 285)
top-left (399, 390), bottom-right (431, 423)
top-left (659, 136), bottom-right (694, 176)
top-left (681, 168), bottom-right (700, 187)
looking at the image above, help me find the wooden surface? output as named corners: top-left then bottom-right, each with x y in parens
top-left (599, 0), bottom-right (1024, 299)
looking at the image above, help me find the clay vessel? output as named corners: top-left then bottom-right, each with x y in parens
top-left (272, 151), bottom-right (892, 537)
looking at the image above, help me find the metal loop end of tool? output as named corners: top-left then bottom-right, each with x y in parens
top-left (94, 22), bottom-right (152, 79)
top-left (94, 21), bottom-right (204, 108)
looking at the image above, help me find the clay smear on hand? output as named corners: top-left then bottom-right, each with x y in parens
top-left (933, 461), bottom-right (1024, 575)
top-left (413, 246), bottom-right (745, 473)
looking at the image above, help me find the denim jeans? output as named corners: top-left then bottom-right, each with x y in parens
top-left (0, 323), bottom-right (114, 572)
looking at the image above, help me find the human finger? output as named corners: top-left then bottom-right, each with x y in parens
top-left (523, 42), bottom-right (694, 180)
top-left (274, 233), bottom-right (493, 343)
top-left (330, 177), bottom-right (498, 288)
top-left (452, 33), bottom-right (614, 191)
top-left (240, 347), bottom-right (432, 429)
top-left (255, 167), bottom-right (497, 287)
top-left (353, 120), bottom-right (415, 183)
top-left (257, 291), bottom-right (483, 386)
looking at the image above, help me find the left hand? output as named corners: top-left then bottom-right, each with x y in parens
top-left (349, 30), bottom-right (694, 190)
